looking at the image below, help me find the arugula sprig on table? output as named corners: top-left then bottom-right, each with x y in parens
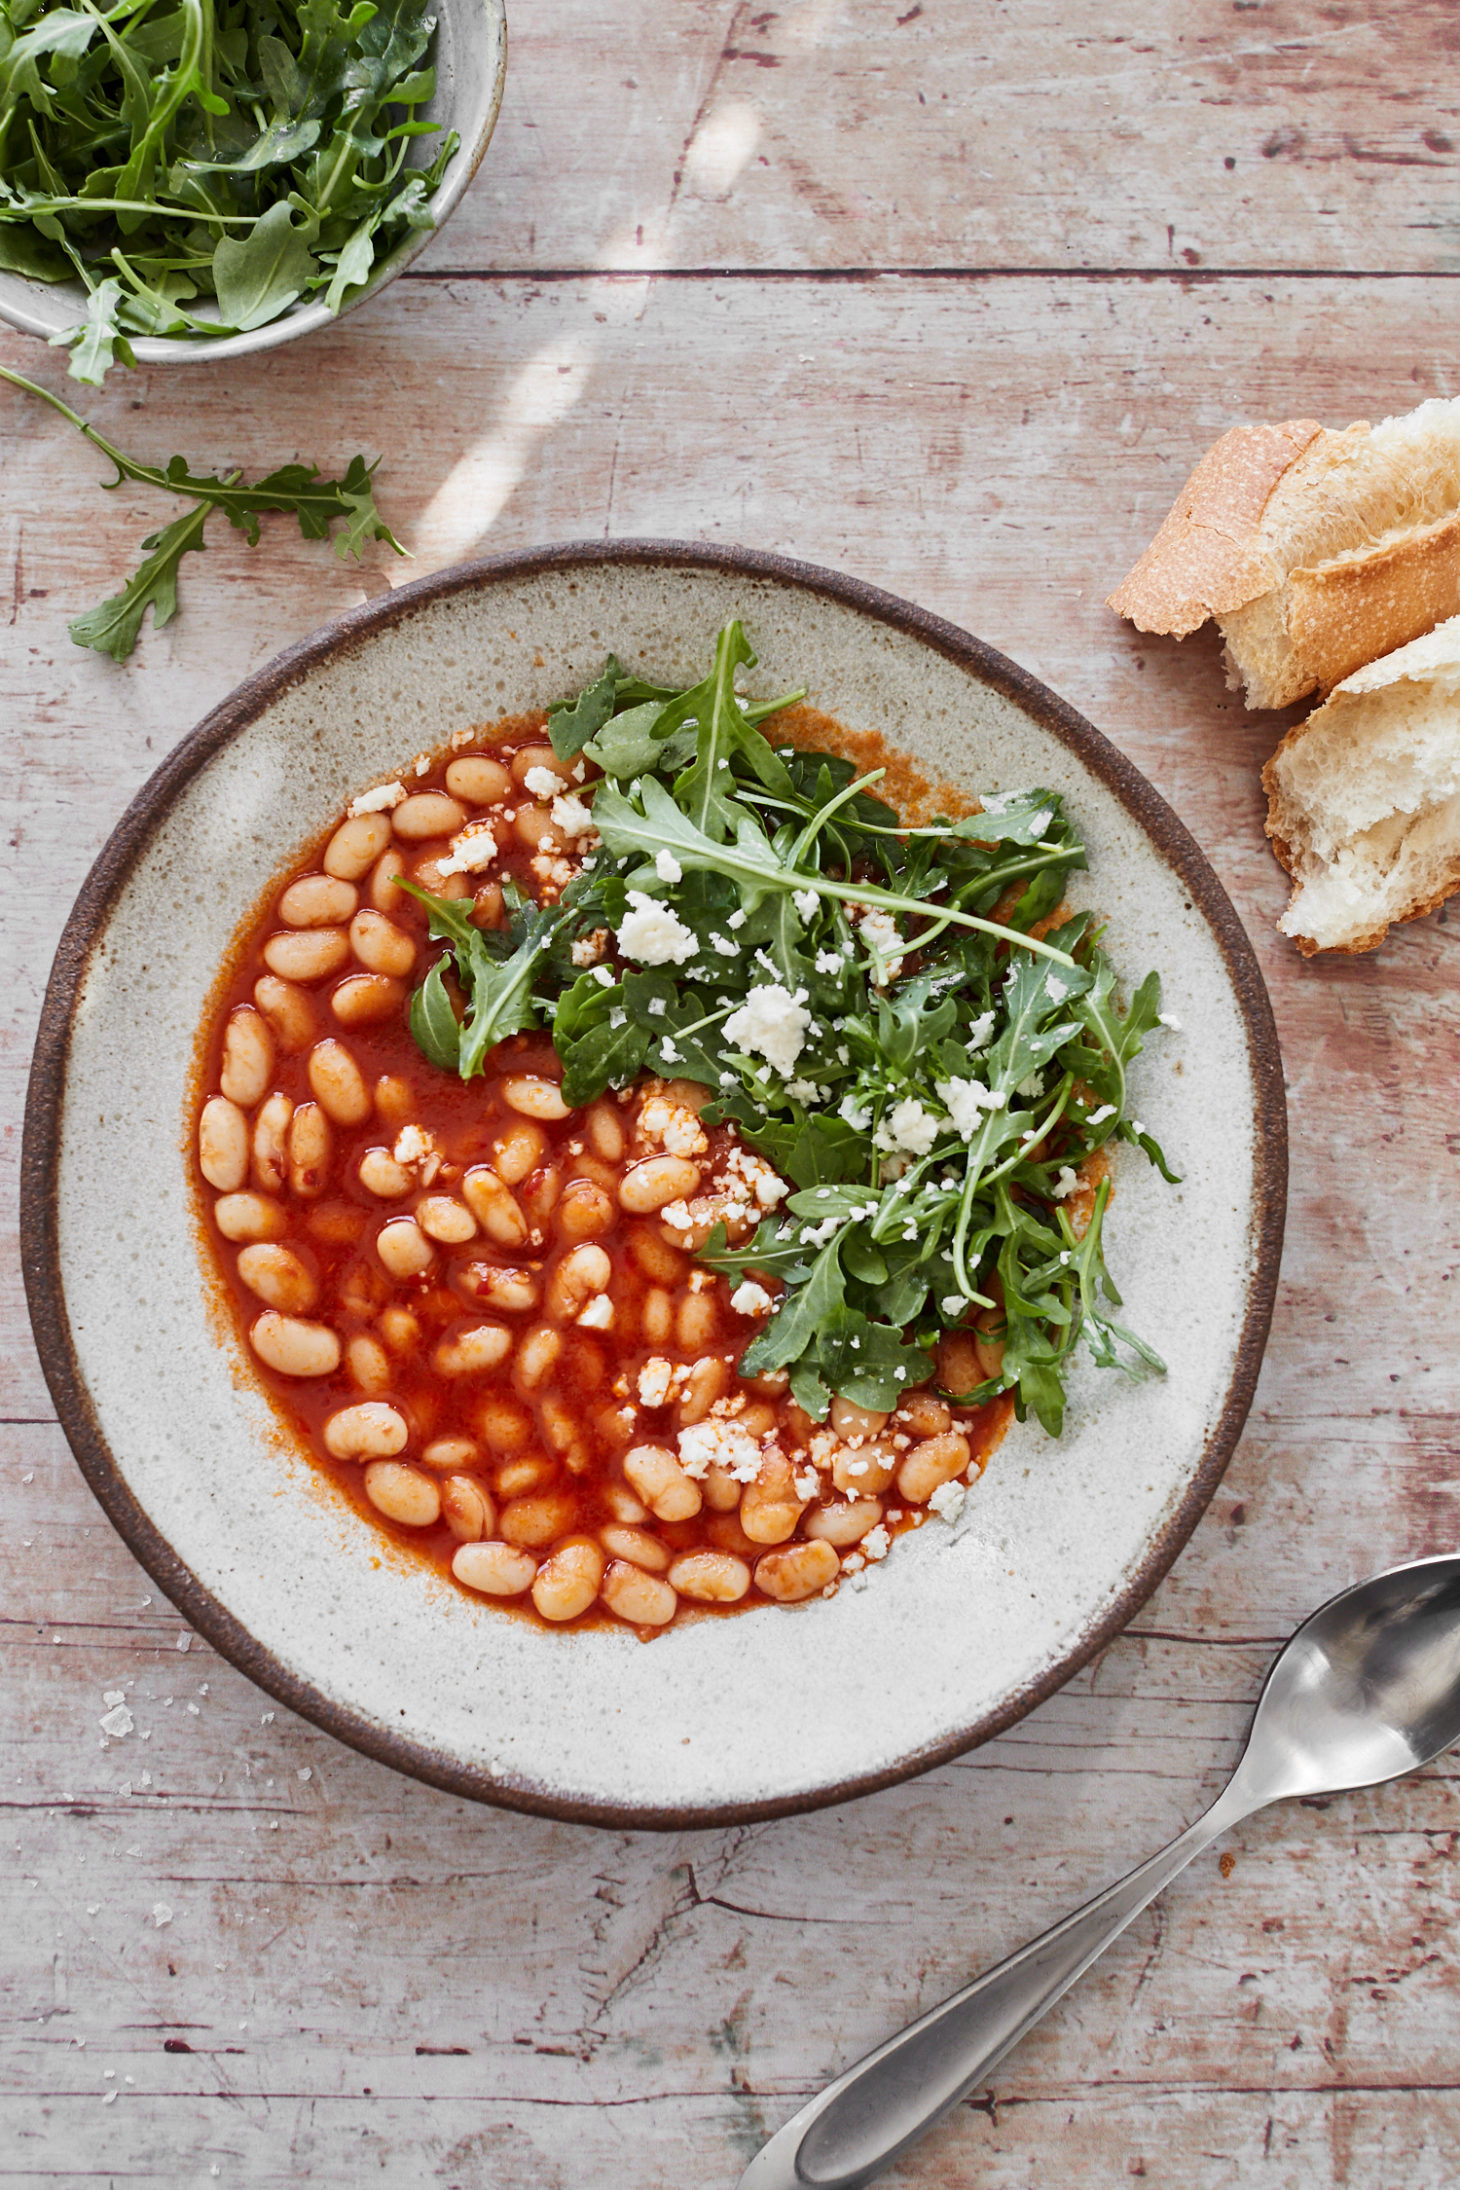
top-left (1, 359), bottom-right (401, 656)
top-left (404, 620), bottom-right (1177, 1434)
top-left (0, 0), bottom-right (458, 381)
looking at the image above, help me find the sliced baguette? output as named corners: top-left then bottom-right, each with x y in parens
top-left (1263, 614), bottom-right (1460, 954)
top-left (1110, 397), bottom-right (1460, 708)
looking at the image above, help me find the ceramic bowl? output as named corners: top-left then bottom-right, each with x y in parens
top-left (22, 543), bottom-right (1286, 1827)
top-left (0, 0), bottom-right (506, 366)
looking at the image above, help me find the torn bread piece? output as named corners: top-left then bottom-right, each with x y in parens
top-left (1111, 397), bottom-right (1460, 709)
top-left (1263, 614), bottom-right (1460, 954)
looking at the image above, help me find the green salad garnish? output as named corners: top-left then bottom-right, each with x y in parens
top-left (0, 0), bottom-right (458, 381)
top-left (404, 620), bottom-right (1177, 1436)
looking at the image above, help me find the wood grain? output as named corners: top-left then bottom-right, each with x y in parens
top-left (6, 2), bottom-right (1460, 2182)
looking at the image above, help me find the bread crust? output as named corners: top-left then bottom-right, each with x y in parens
top-left (1286, 509), bottom-right (1460, 696)
top-left (1107, 419), bottom-right (1325, 638)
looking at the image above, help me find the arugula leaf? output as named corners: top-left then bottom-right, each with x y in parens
top-left (66, 500), bottom-right (208, 658)
top-left (212, 201), bottom-right (318, 330)
top-left (1, 361), bottom-right (404, 659)
top-left (548, 655), bottom-right (624, 761)
top-left (554, 972), bottom-right (650, 1106)
top-left (409, 959), bottom-right (462, 1072)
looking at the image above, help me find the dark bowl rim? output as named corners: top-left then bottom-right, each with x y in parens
top-left (21, 537), bottom-right (1287, 1831)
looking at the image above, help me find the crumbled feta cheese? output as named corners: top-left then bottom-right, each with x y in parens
top-left (678, 1418), bottom-right (762, 1482)
top-left (730, 1280), bottom-right (774, 1317)
top-left (1158, 1012), bottom-right (1182, 1030)
top-left (937, 1076), bottom-right (1007, 1139)
top-left (551, 793), bottom-right (596, 839)
top-left (1051, 1164), bottom-right (1080, 1200)
top-left (576, 1296), bottom-right (613, 1330)
top-left (151, 1902), bottom-right (173, 1928)
top-left (861, 1524), bottom-right (891, 1562)
top-left (616, 891), bottom-right (698, 967)
top-left (347, 780), bottom-right (406, 818)
top-left (655, 848), bottom-right (683, 883)
top-left (940, 1294), bottom-right (966, 1318)
top-left (660, 1200), bottom-right (695, 1231)
top-left (435, 820), bottom-right (498, 876)
top-left (792, 887), bottom-right (820, 920)
top-left (839, 1093), bottom-right (872, 1131)
top-left (1015, 1071), bottom-right (1045, 1101)
top-left (1044, 974), bottom-right (1071, 1003)
top-left (785, 1078), bottom-right (821, 1103)
top-left (647, 996), bottom-right (667, 1017)
top-left (1086, 1103), bottom-right (1115, 1126)
top-left (928, 1481), bottom-right (966, 1524)
top-left (966, 1009), bottom-right (996, 1053)
top-left (639, 1095), bottom-right (708, 1156)
top-left (390, 1127), bottom-right (433, 1170)
top-left (591, 965), bottom-right (615, 988)
top-left (876, 1096), bottom-right (942, 1157)
top-left (723, 983), bottom-right (812, 1077)
top-left (637, 1359), bottom-right (675, 1407)
top-left (570, 929), bottom-right (608, 967)
top-left (709, 933), bottom-right (737, 957)
top-left (814, 950), bottom-right (844, 975)
top-left (524, 764), bottom-right (566, 800)
top-left (660, 1038), bottom-right (681, 1062)
top-left (857, 909), bottom-right (904, 983)
top-left (727, 909), bottom-right (747, 930)
top-left (793, 1468), bottom-right (820, 1500)
top-left (800, 1215), bottom-right (843, 1248)
top-left (449, 727), bottom-right (476, 750)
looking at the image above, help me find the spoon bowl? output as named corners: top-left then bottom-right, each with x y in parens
top-left (741, 1551), bottom-right (1460, 2190)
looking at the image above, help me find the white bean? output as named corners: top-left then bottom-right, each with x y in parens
top-left (237, 1244), bottom-right (318, 1314)
top-left (287, 1102), bottom-right (333, 1199)
top-left (501, 1075), bottom-right (572, 1122)
top-left (261, 928), bottom-right (350, 983)
top-left (445, 756), bottom-right (511, 804)
top-left (251, 1091), bottom-right (292, 1193)
top-left (323, 812), bottom-right (392, 881)
top-left (278, 873), bottom-right (358, 927)
top-left (392, 791), bottom-right (465, 840)
top-left (349, 909), bottom-right (417, 978)
top-left (601, 1561), bottom-right (677, 1627)
top-left (452, 1540), bottom-right (538, 1596)
top-left (253, 974), bottom-right (315, 1052)
top-left (214, 1191), bottom-right (288, 1242)
top-left (754, 1540), bottom-right (840, 1603)
top-left (668, 1551), bottom-right (751, 1603)
top-left (376, 1217), bottom-right (435, 1280)
top-left (198, 1096), bottom-right (248, 1190)
top-left (324, 1402), bottom-right (408, 1459)
top-left (249, 1312), bottom-right (340, 1378)
top-left (219, 1007), bottom-right (274, 1107)
top-left (432, 1322), bottom-right (513, 1377)
top-left (532, 1540), bottom-right (605, 1622)
top-left (896, 1432), bottom-right (972, 1505)
top-left (363, 1461), bottom-right (440, 1527)
top-left (623, 1443), bottom-right (702, 1523)
top-left (619, 1155), bottom-right (700, 1214)
top-left (331, 973), bottom-right (405, 1027)
top-left (308, 1038), bottom-right (370, 1127)
top-left (416, 1195), bottom-right (477, 1244)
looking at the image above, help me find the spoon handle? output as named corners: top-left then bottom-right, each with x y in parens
top-left (736, 1777), bottom-right (1257, 2190)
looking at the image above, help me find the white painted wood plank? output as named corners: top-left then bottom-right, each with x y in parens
top-left (434, 0), bottom-right (1460, 275)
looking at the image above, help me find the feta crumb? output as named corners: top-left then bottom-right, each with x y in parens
top-left (435, 820), bottom-right (498, 877)
top-left (861, 1524), bottom-right (891, 1562)
top-left (524, 764), bottom-right (566, 799)
top-left (966, 1009), bottom-right (996, 1053)
top-left (785, 1077), bottom-right (821, 1103)
top-left (1086, 1102), bottom-right (1116, 1126)
top-left (590, 965), bottom-right (615, 988)
top-left (99, 1698), bottom-right (134, 1740)
top-left (928, 1481), bottom-right (967, 1524)
top-left (347, 780), bottom-right (406, 818)
top-left (1015, 1071), bottom-right (1045, 1101)
top-left (551, 792), bottom-right (597, 839)
top-left (723, 983), bottom-right (813, 1077)
top-left (576, 1296), bottom-right (614, 1330)
top-left (660, 1199), bottom-right (694, 1231)
top-left (655, 848), bottom-right (683, 883)
top-left (857, 908), bottom-right (904, 983)
top-left (1158, 1012), bottom-right (1182, 1030)
top-left (570, 929), bottom-right (608, 967)
top-left (793, 1468), bottom-right (820, 1500)
top-left (1051, 1164), bottom-right (1080, 1200)
top-left (647, 996), bottom-right (667, 1017)
top-left (941, 1294), bottom-right (966, 1318)
top-left (710, 933), bottom-right (738, 957)
top-left (727, 909), bottom-right (747, 930)
top-left (730, 1280), bottom-right (774, 1317)
top-left (151, 1903), bottom-right (173, 1928)
top-left (814, 949), bottom-right (844, 975)
top-left (936, 1076), bottom-right (1007, 1139)
top-left (393, 1124), bottom-right (435, 1166)
top-left (839, 1093), bottom-right (871, 1131)
top-left (792, 887), bottom-right (820, 920)
top-left (616, 890), bottom-right (698, 967)
top-left (449, 726), bottom-right (476, 749)
top-left (637, 1359), bottom-right (675, 1407)
top-left (876, 1096), bottom-right (942, 1157)
top-left (640, 1096), bottom-right (708, 1156)
top-left (678, 1418), bottom-right (762, 1482)
top-left (412, 752), bottom-right (432, 777)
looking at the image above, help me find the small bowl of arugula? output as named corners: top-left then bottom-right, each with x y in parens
top-left (25, 543), bottom-right (1287, 1824)
top-left (0, 0), bottom-right (507, 382)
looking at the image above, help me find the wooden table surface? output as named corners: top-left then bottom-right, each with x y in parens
top-left (5, 5), bottom-right (1459, 2184)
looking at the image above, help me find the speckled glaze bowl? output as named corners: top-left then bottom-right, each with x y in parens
top-left (0, 0), bottom-right (507, 366)
top-left (22, 544), bottom-right (1285, 1828)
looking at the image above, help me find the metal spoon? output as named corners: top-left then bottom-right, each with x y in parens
top-left (738, 1553), bottom-right (1460, 2190)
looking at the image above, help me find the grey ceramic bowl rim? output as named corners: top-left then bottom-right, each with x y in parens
top-left (21, 540), bottom-right (1288, 1829)
top-left (0, 0), bottom-right (507, 365)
